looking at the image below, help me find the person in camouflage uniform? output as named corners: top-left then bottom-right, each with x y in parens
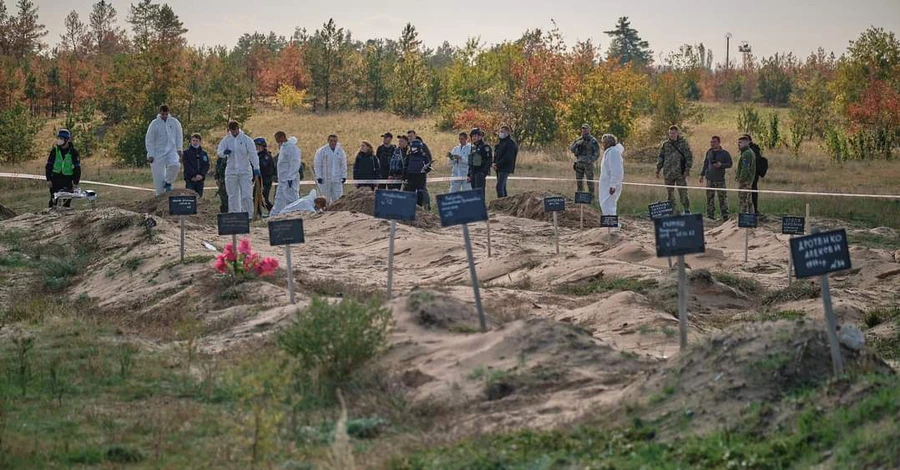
top-left (656, 125), bottom-right (693, 214)
top-left (570, 123), bottom-right (600, 195)
top-left (214, 153), bottom-right (228, 213)
top-left (736, 134), bottom-right (757, 214)
top-left (699, 136), bottom-right (733, 221)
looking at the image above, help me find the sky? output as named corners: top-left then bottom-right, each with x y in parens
top-left (34, 0), bottom-right (900, 64)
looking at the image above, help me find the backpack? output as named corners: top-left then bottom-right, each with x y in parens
top-left (750, 143), bottom-right (768, 178)
top-left (389, 148), bottom-right (405, 174)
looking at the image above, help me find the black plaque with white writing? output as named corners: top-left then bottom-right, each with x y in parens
top-left (782, 216), bottom-right (806, 235)
top-left (738, 213), bottom-right (758, 228)
top-left (600, 215), bottom-right (619, 228)
top-left (268, 218), bottom-right (305, 246)
top-left (543, 196), bottom-right (566, 213)
top-left (437, 190), bottom-right (488, 227)
top-left (649, 201), bottom-right (675, 220)
top-left (374, 190), bottom-right (417, 221)
top-left (574, 192), bottom-right (592, 205)
top-left (654, 214), bottom-right (706, 257)
top-left (169, 195), bottom-right (197, 216)
top-left (790, 229), bottom-right (851, 279)
top-left (217, 213), bottom-right (250, 236)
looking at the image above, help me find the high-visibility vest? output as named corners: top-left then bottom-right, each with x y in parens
top-left (52, 147), bottom-right (75, 176)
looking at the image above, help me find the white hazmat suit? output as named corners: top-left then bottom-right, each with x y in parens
top-left (449, 143), bottom-right (472, 192)
top-left (145, 114), bottom-right (184, 195)
top-left (598, 143), bottom-right (625, 216)
top-left (270, 137), bottom-right (302, 217)
top-left (313, 143), bottom-right (347, 204)
top-left (217, 130), bottom-right (260, 219)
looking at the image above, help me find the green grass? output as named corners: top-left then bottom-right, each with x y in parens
top-left (714, 272), bottom-right (765, 296)
top-left (390, 374), bottom-right (900, 470)
top-left (755, 309), bottom-right (808, 322)
top-left (863, 306), bottom-right (900, 329)
top-left (850, 231), bottom-right (900, 251)
top-left (555, 276), bottom-right (659, 296)
top-left (762, 281), bottom-right (820, 306)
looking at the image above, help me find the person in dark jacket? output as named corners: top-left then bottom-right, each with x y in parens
top-left (698, 136), bottom-right (733, 221)
top-left (255, 137), bottom-right (275, 211)
top-left (183, 133), bottom-right (210, 197)
top-left (467, 128), bottom-right (492, 192)
top-left (407, 130), bottom-right (432, 160)
top-left (748, 136), bottom-right (764, 215)
top-left (353, 141), bottom-right (380, 190)
top-left (376, 133), bottom-right (396, 189)
top-left (45, 129), bottom-right (81, 208)
top-left (493, 124), bottom-right (518, 198)
top-left (404, 140), bottom-right (432, 207)
top-left (214, 152), bottom-right (228, 213)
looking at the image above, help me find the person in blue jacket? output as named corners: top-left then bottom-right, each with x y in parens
top-left (183, 133), bottom-right (210, 197)
top-left (45, 129), bottom-right (81, 208)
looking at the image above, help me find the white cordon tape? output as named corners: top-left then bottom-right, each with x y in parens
top-left (2, 172), bottom-right (899, 200)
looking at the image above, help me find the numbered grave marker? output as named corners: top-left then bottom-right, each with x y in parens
top-left (600, 215), bottom-right (619, 228)
top-left (268, 218), bottom-right (305, 305)
top-left (437, 190), bottom-right (488, 332)
top-left (648, 200), bottom-right (674, 220)
top-left (782, 216), bottom-right (807, 285)
top-left (543, 196), bottom-right (565, 255)
top-left (654, 213), bottom-right (705, 350)
top-left (574, 192), bottom-right (591, 229)
top-left (738, 213), bottom-right (758, 263)
top-left (169, 196), bottom-right (197, 262)
top-left (374, 190), bottom-right (418, 300)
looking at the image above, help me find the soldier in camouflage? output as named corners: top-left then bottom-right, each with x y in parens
top-left (699, 136), bottom-right (732, 221)
top-left (736, 135), bottom-right (757, 214)
top-left (570, 123), bottom-right (600, 195)
top-left (656, 125), bottom-right (693, 214)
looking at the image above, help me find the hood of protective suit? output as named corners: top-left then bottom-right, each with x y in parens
top-left (277, 137), bottom-right (302, 181)
top-left (288, 136), bottom-right (298, 145)
top-left (145, 113), bottom-right (183, 159)
top-left (314, 142), bottom-right (348, 181)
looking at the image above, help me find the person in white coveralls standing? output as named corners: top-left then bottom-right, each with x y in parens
top-left (598, 133), bottom-right (624, 223)
top-left (217, 121), bottom-right (260, 219)
top-left (145, 104), bottom-right (183, 195)
top-left (270, 131), bottom-right (302, 216)
top-left (314, 134), bottom-right (347, 205)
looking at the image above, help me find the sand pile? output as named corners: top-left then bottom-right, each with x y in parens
top-left (0, 204), bottom-right (16, 220)
top-left (124, 188), bottom-right (219, 225)
top-left (328, 188), bottom-right (440, 229)
top-left (489, 191), bottom-right (602, 228)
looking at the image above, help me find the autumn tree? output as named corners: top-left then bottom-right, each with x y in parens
top-left (604, 17), bottom-right (652, 66)
top-left (6, 0), bottom-right (46, 59)
top-left (566, 64), bottom-right (647, 140)
top-left (757, 53), bottom-right (796, 105)
top-left (89, 0), bottom-right (125, 55)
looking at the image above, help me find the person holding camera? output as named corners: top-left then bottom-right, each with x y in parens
top-left (570, 123), bottom-right (600, 196)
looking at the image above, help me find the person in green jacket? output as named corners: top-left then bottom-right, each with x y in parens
top-left (45, 129), bottom-right (81, 208)
top-left (736, 134), bottom-right (757, 214)
top-left (656, 125), bottom-right (694, 214)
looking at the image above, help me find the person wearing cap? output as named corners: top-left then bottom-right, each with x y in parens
top-left (656, 125), bottom-right (693, 215)
top-left (736, 134), bottom-right (757, 214)
top-left (493, 125), bottom-right (518, 198)
top-left (448, 132), bottom-right (472, 193)
top-left (314, 134), bottom-right (348, 204)
top-left (218, 120), bottom-right (261, 219)
top-left (404, 139), bottom-right (432, 207)
top-left (45, 129), bottom-right (81, 208)
top-left (387, 136), bottom-right (409, 190)
top-left (255, 137), bottom-right (276, 211)
top-left (467, 128), bottom-right (492, 192)
top-left (353, 141), bottom-right (380, 190)
top-left (376, 133), bottom-right (396, 189)
top-left (571, 124), bottom-right (600, 196)
top-left (183, 133), bottom-right (210, 197)
top-left (145, 104), bottom-right (184, 195)
top-left (270, 131), bottom-right (303, 216)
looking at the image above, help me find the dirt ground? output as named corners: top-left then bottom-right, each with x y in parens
top-left (1, 190), bottom-right (898, 434)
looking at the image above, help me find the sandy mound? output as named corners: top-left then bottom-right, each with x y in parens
top-left (406, 289), bottom-right (490, 331)
top-left (0, 203), bottom-right (15, 220)
top-left (625, 319), bottom-right (893, 437)
top-left (327, 188), bottom-right (440, 229)
top-left (489, 191), bottom-right (602, 229)
top-left (123, 188), bottom-right (218, 225)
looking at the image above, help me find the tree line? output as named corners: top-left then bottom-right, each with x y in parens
top-left (0, 0), bottom-right (896, 165)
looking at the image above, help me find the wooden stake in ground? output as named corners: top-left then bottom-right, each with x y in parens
top-left (543, 196), bottom-right (566, 256)
top-left (373, 190), bottom-right (417, 300)
top-left (168, 195), bottom-right (197, 263)
top-left (217, 212), bottom-right (251, 275)
top-left (437, 190), bottom-right (490, 332)
top-left (267, 218), bottom-right (305, 305)
top-left (781, 216), bottom-right (806, 286)
top-left (789, 228), bottom-right (851, 376)
top-left (653, 214), bottom-right (706, 350)
top-left (574, 192), bottom-right (592, 230)
top-left (738, 213), bottom-right (758, 263)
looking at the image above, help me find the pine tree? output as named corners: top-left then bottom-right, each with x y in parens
top-left (304, 18), bottom-right (351, 111)
top-left (89, 0), bottom-right (122, 55)
top-left (9, 0), bottom-right (47, 58)
top-left (604, 17), bottom-right (652, 66)
top-left (392, 23), bottom-right (429, 116)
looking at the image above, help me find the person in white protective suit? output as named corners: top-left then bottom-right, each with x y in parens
top-left (145, 104), bottom-right (184, 195)
top-left (217, 121), bottom-right (260, 219)
top-left (270, 131), bottom-right (302, 216)
top-left (314, 134), bottom-right (347, 205)
top-left (448, 131), bottom-right (472, 193)
top-left (598, 133), bottom-right (625, 223)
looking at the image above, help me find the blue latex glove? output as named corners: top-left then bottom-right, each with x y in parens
top-left (224, 149), bottom-right (232, 156)
top-left (341, 178), bottom-right (346, 184)
top-left (253, 169), bottom-right (261, 178)
top-left (316, 178), bottom-right (323, 184)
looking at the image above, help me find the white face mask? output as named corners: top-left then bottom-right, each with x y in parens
top-left (56, 139), bottom-right (65, 146)
top-left (499, 132), bottom-right (509, 139)
top-left (191, 143), bottom-right (200, 149)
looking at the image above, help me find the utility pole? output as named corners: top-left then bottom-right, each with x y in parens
top-left (725, 32), bottom-right (732, 70)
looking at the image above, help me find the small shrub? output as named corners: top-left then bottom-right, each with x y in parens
top-left (737, 104), bottom-right (763, 136)
top-left (117, 344), bottom-right (137, 380)
top-left (762, 281), bottom-right (820, 306)
top-left (714, 272), bottom-right (764, 296)
top-left (100, 214), bottom-right (137, 235)
top-left (864, 307), bottom-right (900, 329)
top-left (104, 446), bottom-right (144, 463)
top-left (756, 310), bottom-right (807, 322)
top-left (278, 297), bottom-right (392, 383)
top-left (556, 276), bottom-right (658, 296)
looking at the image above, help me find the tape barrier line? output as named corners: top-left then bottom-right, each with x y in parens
top-left (3, 172), bottom-right (899, 200)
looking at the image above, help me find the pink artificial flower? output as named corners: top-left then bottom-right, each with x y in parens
top-left (238, 238), bottom-right (252, 256)
top-left (214, 256), bottom-right (228, 274)
top-left (243, 253), bottom-right (260, 271)
top-left (223, 243), bottom-right (237, 262)
top-left (255, 257), bottom-right (279, 277)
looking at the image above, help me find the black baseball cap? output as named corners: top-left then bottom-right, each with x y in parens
top-left (469, 128), bottom-right (483, 136)
top-left (381, 132), bottom-right (393, 138)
